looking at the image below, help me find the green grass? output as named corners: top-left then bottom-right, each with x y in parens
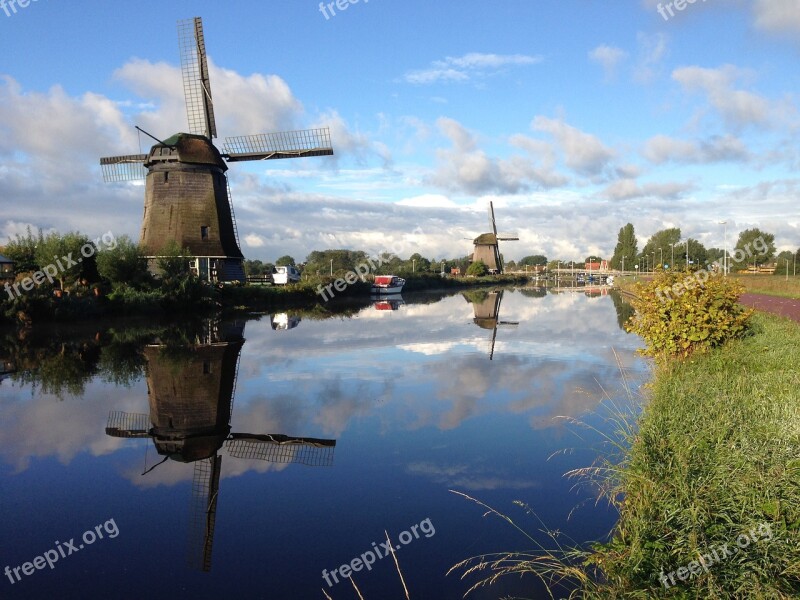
top-left (585, 312), bottom-right (800, 598)
top-left (451, 313), bottom-right (800, 598)
top-left (734, 275), bottom-right (800, 300)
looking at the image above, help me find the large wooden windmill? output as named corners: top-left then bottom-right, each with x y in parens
top-left (470, 202), bottom-right (519, 274)
top-left (105, 320), bottom-right (336, 572)
top-left (100, 17), bottom-right (334, 283)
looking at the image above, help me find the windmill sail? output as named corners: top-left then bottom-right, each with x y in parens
top-left (178, 17), bottom-right (217, 139)
top-left (100, 155), bottom-right (148, 183)
top-left (105, 411), bottom-right (152, 438)
top-left (226, 433), bottom-right (336, 467)
top-left (223, 128), bottom-right (334, 162)
top-left (187, 455), bottom-right (222, 572)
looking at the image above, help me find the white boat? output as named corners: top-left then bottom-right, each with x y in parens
top-left (371, 275), bottom-right (405, 295)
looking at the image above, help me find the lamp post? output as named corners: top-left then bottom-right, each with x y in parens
top-left (330, 259), bottom-right (333, 276)
top-left (652, 251), bottom-right (656, 272)
top-left (671, 242), bottom-right (677, 271)
top-left (659, 248), bottom-right (663, 269)
top-left (718, 220), bottom-right (728, 276)
top-left (621, 256), bottom-right (625, 274)
top-left (412, 259), bottom-right (416, 273)
top-left (441, 260), bottom-right (445, 275)
top-left (686, 240), bottom-right (689, 269)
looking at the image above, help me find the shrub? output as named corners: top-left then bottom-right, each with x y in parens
top-left (466, 260), bottom-right (489, 277)
top-left (625, 269), bottom-right (753, 358)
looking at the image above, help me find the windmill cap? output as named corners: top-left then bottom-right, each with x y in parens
top-left (145, 132), bottom-right (227, 171)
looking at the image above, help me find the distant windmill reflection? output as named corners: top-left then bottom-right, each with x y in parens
top-left (105, 320), bottom-right (335, 572)
top-left (464, 290), bottom-right (519, 360)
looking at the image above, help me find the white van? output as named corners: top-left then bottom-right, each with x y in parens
top-left (272, 265), bottom-right (301, 285)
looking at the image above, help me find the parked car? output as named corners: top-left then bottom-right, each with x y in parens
top-left (272, 265), bottom-right (301, 285)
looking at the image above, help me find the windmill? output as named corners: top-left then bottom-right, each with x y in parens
top-left (105, 320), bottom-right (336, 572)
top-left (465, 290), bottom-right (519, 360)
top-left (470, 201), bottom-right (519, 274)
top-left (99, 17), bottom-right (334, 283)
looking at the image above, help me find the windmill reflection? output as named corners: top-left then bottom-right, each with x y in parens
top-left (105, 320), bottom-right (335, 572)
top-left (270, 313), bottom-right (301, 331)
top-left (464, 290), bottom-right (519, 360)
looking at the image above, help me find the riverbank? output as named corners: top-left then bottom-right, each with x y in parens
top-left (0, 273), bottom-right (530, 325)
top-left (585, 311), bottom-right (800, 597)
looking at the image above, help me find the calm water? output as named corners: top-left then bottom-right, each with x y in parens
top-left (0, 288), bottom-right (646, 599)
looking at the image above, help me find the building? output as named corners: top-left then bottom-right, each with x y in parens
top-left (0, 254), bottom-right (14, 279)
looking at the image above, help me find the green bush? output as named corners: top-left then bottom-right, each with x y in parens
top-left (466, 260), bottom-right (488, 277)
top-left (626, 269), bottom-right (753, 358)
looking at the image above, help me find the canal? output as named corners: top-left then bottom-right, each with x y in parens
top-left (0, 287), bottom-right (646, 599)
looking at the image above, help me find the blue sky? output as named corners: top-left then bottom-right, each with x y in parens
top-left (1, 0), bottom-right (798, 262)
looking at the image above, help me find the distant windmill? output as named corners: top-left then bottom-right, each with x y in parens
top-left (470, 202), bottom-right (519, 274)
top-left (105, 320), bottom-right (336, 572)
top-left (99, 17), bottom-right (334, 283)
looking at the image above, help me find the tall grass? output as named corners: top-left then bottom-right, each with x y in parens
top-left (734, 274), bottom-right (800, 299)
top-left (451, 313), bottom-right (800, 598)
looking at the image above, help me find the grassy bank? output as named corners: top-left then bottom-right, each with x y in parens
top-left (734, 274), bottom-right (800, 299)
top-left (585, 312), bottom-right (800, 597)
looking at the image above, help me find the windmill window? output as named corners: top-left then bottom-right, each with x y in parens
top-left (203, 361), bottom-right (211, 375)
top-left (201, 226), bottom-right (209, 240)
top-left (163, 171), bottom-right (169, 184)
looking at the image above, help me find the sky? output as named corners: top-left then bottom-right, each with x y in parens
top-left (1, 0), bottom-right (799, 263)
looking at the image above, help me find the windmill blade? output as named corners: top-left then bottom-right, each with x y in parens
top-left (178, 17), bottom-right (217, 139)
top-left (105, 411), bottom-right (152, 438)
top-left (225, 433), bottom-right (336, 467)
top-left (223, 128), bottom-right (334, 162)
top-left (99, 155), bottom-right (148, 182)
top-left (187, 455), bottom-right (222, 572)
top-left (497, 234), bottom-right (519, 241)
top-left (488, 201), bottom-right (498, 236)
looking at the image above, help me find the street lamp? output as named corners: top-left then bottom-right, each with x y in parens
top-left (652, 251), bottom-right (656, 272)
top-left (621, 255), bottom-right (625, 274)
top-left (412, 259), bottom-right (416, 273)
top-left (330, 259), bottom-right (333, 276)
top-left (686, 240), bottom-right (689, 268)
top-left (671, 242), bottom-right (678, 271)
top-left (717, 220), bottom-right (728, 276)
top-left (659, 248), bottom-right (663, 269)
top-left (441, 260), bottom-right (445, 274)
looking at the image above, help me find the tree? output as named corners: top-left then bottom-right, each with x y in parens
top-left (407, 252), bottom-right (430, 273)
top-left (243, 259), bottom-right (272, 276)
top-left (640, 228), bottom-right (680, 268)
top-left (585, 255), bottom-right (603, 263)
top-left (96, 235), bottom-right (150, 289)
top-left (4, 226), bottom-right (44, 272)
top-left (34, 231), bottom-right (92, 290)
top-left (732, 228), bottom-right (776, 267)
top-left (519, 255), bottom-right (548, 267)
top-left (466, 260), bottom-right (488, 277)
top-left (611, 223), bottom-right (637, 270)
top-left (275, 255), bottom-right (296, 267)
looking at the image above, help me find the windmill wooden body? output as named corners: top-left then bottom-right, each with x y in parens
top-left (471, 201), bottom-right (519, 274)
top-left (105, 320), bottom-right (336, 571)
top-left (100, 17), bottom-right (333, 283)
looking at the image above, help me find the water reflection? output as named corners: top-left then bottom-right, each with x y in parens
top-left (103, 320), bottom-right (335, 572)
top-left (0, 288), bottom-right (646, 599)
top-left (463, 289), bottom-right (519, 360)
top-left (269, 313), bottom-right (302, 331)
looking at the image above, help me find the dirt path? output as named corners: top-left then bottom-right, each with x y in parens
top-left (740, 293), bottom-right (800, 324)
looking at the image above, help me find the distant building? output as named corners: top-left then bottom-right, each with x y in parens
top-left (450, 267), bottom-right (461, 276)
top-left (585, 260), bottom-right (609, 271)
top-left (0, 254), bottom-right (14, 279)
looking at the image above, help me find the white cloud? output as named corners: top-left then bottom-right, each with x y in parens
top-left (672, 65), bottom-right (772, 129)
top-left (753, 0), bottom-right (800, 34)
top-left (532, 116), bottom-right (616, 178)
top-left (589, 45), bottom-right (628, 80)
top-left (403, 52), bottom-right (542, 85)
top-left (643, 134), bottom-right (750, 164)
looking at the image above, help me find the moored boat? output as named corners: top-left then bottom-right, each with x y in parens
top-left (371, 275), bottom-right (405, 295)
